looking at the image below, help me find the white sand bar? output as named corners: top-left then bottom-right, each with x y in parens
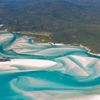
top-left (0, 59), bottom-right (57, 70)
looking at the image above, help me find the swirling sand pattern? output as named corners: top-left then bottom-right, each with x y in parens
top-left (0, 31), bottom-right (100, 100)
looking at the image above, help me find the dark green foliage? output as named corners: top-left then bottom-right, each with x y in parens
top-left (0, 0), bottom-right (100, 53)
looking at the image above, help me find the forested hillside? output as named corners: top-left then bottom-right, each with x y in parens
top-left (0, 0), bottom-right (100, 53)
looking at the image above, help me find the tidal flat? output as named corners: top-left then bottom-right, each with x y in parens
top-left (0, 31), bottom-right (100, 100)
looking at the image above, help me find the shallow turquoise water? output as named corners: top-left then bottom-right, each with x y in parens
top-left (0, 31), bottom-right (100, 100)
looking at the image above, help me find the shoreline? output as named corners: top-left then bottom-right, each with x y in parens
top-left (0, 31), bottom-right (100, 57)
top-left (48, 42), bottom-right (100, 56)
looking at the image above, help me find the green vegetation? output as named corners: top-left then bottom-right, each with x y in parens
top-left (52, 23), bottom-right (100, 53)
top-left (0, 0), bottom-right (100, 53)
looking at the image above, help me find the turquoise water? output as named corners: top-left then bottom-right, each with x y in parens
top-left (0, 31), bottom-right (100, 100)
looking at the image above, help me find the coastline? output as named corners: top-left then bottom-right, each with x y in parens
top-left (49, 42), bottom-right (100, 56)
